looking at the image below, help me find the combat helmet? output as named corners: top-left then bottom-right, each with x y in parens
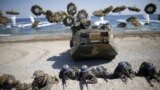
top-left (141, 62), bottom-right (155, 70)
top-left (118, 62), bottom-right (130, 70)
top-left (81, 65), bottom-right (89, 72)
top-left (62, 64), bottom-right (71, 73)
top-left (96, 66), bottom-right (105, 72)
top-left (33, 70), bottom-right (45, 78)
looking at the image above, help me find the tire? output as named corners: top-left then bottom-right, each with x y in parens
top-left (144, 3), bottom-right (157, 14)
top-left (67, 2), bottom-right (77, 16)
top-left (77, 9), bottom-right (88, 20)
top-left (31, 5), bottom-right (43, 16)
top-left (63, 16), bottom-right (74, 26)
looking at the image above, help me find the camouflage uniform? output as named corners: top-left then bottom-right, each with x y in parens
top-left (113, 62), bottom-right (135, 83)
top-left (0, 74), bottom-right (31, 90)
top-left (32, 70), bottom-right (59, 90)
top-left (59, 65), bottom-right (79, 89)
top-left (91, 66), bottom-right (109, 82)
top-left (78, 65), bottom-right (97, 84)
top-left (137, 62), bottom-right (160, 86)
top-left (59, 65), bottom-right (79, 80)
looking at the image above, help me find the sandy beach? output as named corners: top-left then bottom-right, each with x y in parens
top-left (0, 34), bottom-right (160, 90)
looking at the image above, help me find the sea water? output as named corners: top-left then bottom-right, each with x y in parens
top-left (0, 14), bottom-right (160, 35)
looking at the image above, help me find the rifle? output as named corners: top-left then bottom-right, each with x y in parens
top-left (99, 72), bottom-right (108, 82)
top-left (120, 75), bottom-right (127, 84)
top-left (102, 71), bottom-right (108, 82)
top-left (123, 69), bottom-right (132, 80)
top-left (62, 73), bottom-right (67, 90)
top-left (82, 73), bottom-right (89, 90)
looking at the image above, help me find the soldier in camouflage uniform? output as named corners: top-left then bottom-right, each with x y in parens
top-left (137, 62), bottom-right (160, 87)
top-left (91, 66), bottom-right (109, 82)
top-left (59, 64), bottom-right (79, 80)
top-left (0, 74), bottom-right (31, 90)
top-left (78, 65), bottom-right (97, 84)
top-left (113, 62), bottom-right (135, 83)
top-left (59, 64), bottom-right (79, 90)
top-left (32, 70), bottom-right (59, 90)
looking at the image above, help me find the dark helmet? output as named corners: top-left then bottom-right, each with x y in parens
top-left (96, 66), bottom-right (104, 72)
top-left (62, 64), bottom-right (71, 73)
top-left (118, 62), bottom-right (129, 69)
top-left (141, 62), bottom-right (155, 70)
top-left (81, 65), bottom-right (89, 72)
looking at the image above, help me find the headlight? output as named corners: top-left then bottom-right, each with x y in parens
top-left (80, 33), bottom-right (88, 38)
top-left (101, 32), bottom-right (108, 37)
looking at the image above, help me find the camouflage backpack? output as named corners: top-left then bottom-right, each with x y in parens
top-left (71, 66), bottom-right (80, 79)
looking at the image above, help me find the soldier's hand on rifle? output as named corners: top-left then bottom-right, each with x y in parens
top-left (33, 87), bottom-right (39, 90)
top-left (121, 75), bottom-right (127, 84)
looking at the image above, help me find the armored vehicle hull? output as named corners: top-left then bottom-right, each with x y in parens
top-left (70, 29), bottom-right (117, 61)
top-left (71, 44), bottom-right (117, 60)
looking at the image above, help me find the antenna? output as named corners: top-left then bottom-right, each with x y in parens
top-left (29, 15), bottom-right (35, 23)
top-left (11, 15), bottom-right (16, 26)
top-left (143, 13), bottom-right (150, 24)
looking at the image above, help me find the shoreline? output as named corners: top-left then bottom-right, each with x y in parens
top-left (0, 31), bottom-right (160, 43)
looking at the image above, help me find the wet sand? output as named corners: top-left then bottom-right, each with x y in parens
top-left (0, 35), bottom-right (160, 90)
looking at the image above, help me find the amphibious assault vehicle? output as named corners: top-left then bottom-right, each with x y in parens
top-left (70, 28), bottom-right (117, 61)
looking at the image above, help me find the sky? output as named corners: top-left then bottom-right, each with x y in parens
top-left (0, 0), bottom-right (160, 18)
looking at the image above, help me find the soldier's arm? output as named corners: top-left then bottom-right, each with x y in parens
top-left (86, 74), bottom-right (97, 84)
top-left (87, 77), bottom-right (97, 84)
top-left (32, 80), bottom-right (39, 90)
top-left (59, 71), bottom-right (63, 79)
top-left (120, 75), bottom-right (127, 84)
top-left (16, 83), bottom-right (32, 90)
top-left (40, 84), bottom-right (53, 90)
top-left (41, 76), bottom-right (54, 90)
top-left (123, 69), bottom-right (132, 79)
